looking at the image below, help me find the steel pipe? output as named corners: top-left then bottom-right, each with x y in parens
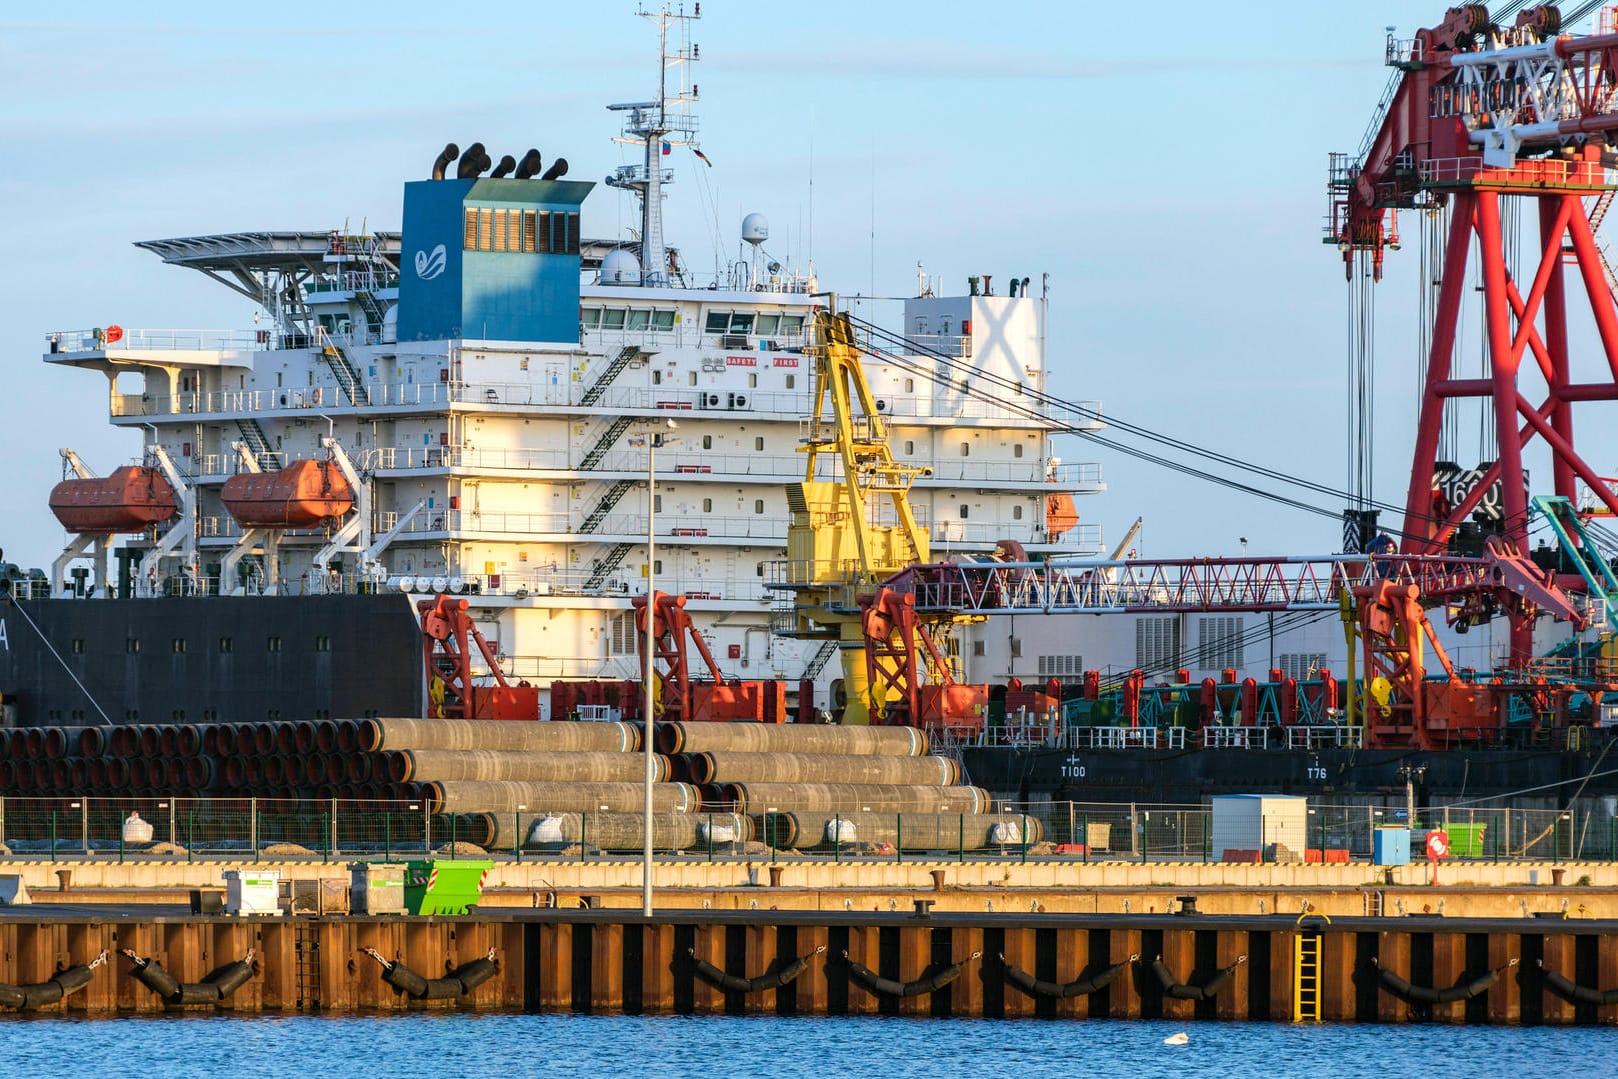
top-left (655, 722), bottom-right (927, 757)
top-left (427, 780), bottom-right (700, 816)
top-left (389, 749), bottom-right (670, 785)
top-left (719, 783), bottom-right (990, 815)
top-left (757, 810), bottom-right (1040, 851)
top-left (690, 751), bottom-right (958, 787)
top-left (362, 717), bottom-right (641, 754)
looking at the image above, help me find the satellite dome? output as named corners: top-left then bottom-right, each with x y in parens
top-left (601, 249), bottom-right (643, 285)
top-left (742, 212), bottom-right (769, 246)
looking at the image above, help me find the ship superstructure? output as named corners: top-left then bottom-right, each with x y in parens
top-left (30, 6), bottom-right (1105, 716)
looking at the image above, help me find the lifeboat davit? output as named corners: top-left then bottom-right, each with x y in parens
top-left (222, 459), bottom-right (353, 528)
top-left (49, 466), bottom-right (178, 533)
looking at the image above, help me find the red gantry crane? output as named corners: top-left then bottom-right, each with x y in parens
top-left (1330, 2), bottom-right (1618, 663)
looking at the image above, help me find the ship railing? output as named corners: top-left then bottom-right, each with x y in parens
top-left (48, 328), bottom-right (268, 354)
top-left (906, 333), bottom-right (973, 358)
top-left (1059, 726), bottom-right (1188, 750)
top-left (1285, 725), bottom-right (1364, 750)
top-left (1201, 726), bottom-right (1269, 749)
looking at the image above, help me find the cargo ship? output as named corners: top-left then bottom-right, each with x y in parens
top-left (7, 3), bottom-right (1618, 820)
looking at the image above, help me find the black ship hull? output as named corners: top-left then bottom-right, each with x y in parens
top-left (964, 742), bottom-right (1618, 804)
top-left (0, 594), bottom-right (423, 726)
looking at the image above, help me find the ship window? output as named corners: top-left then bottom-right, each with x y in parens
top-left (973, 640), bottom-right (985, 657)
top-left (958, 505), bottom-right (969, 519)
top-left (580, 308), bottom-right (601, 328)
top-left (1135, 617), bottom-right (1180, 670)
top-left (126, 638), bottom-right (140, 654)
top-left (702, 435), bottom-right (713, 449)
top-left (71, 639), bottom-right (84, 655)
top-left (523, 210), bottom-right (537, 251)
top-left (463, 209), bottom-right (477, 249)
top-left (1013, 505), bottom-right (1024, 521)
top-left (754, 499), bottom-right (765, 514)
top-left (478, 208), bottom-right (493, 251)
top-left (905, 378), bottom-right (915, 393)
top-left (960, 442), bottom-right (970, 457)
top-left (654, 495), bottom-right (662, 512)
top-left (688, 371), bottom-right (698, 386)
top-left (1197, 616), bottom-right (1245, 670)
top-left (651, 309), bottom-right (676, 330)
top-left (785, 374), bottom-right (795, 389)
top-left (728, 313), bottom-right (755, 334)
top-left (1279, 652), bottom-right (1326, 680)
top-left (756, 562), bottom-right (766, 577)
top-left (491, 209), bottom-right (509, 251)
top-left (267, 635), bottom-right (283, 653)
top-left (652, 369), bottom-right (662, 385)
top-left (1038, 655), bottom-right (1084, 678)
top-left (702, 498), bottom-right (713, 512)
top-left (748, 374), bottom-right (757, 388)
top-left (705, 311), bottom-right (730, 334)
top-left (219, 637), bottom-right (233, 653)
top-left (755, 314), bottom-right (780, 334)
top-left (1013, 444), bottom-right (1024, 458)
top-left (315, 635), bottom-right (331, 652)
top-left (754, 437), bottom-right (764, 451)
top-left (626, 309), bottom-right (650, 331)
top-left (172, 638), bottom-right (187, 654)
top-left (904, 441), bottom-right (914, 455)
top-left (780, 315), bottom-right (804, 334)
top-left (601, 309), bottom-right (627, 330)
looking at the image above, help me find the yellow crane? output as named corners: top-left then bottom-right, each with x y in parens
top-left (778, 307), bottom-right (937, 724)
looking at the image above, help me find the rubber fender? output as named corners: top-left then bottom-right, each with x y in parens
top-left (1151, 954), bottom-right (1245, 1001)
top-left (450, 956), bottom-right (498, 995)
top-left (200, 956), bottom-right (256, 998)
top-left (0, 981), bottom-right (63, 1009)
top-left (418, 978), bottom-right (466, 1001)
top-left (172, 983), bottom-right (226, 1006)
top-left (1000, 954), bottom-right (1134, 999)
top-left (1371, 956), bottom-right (1510, 1004)
top-left (381, 962), bottom-right (431, 999)
top-left (843, 950), bottom-right (978, 998)
top-left (1539, 959), bottom-right (1618, 1006)
top-left (687, 947), bottom-right (824, 994)
top-left (128, 957), bottom-right (183, 1001)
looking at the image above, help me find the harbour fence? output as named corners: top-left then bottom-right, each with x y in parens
top-left (0, 797), bottom-right (1603, 864)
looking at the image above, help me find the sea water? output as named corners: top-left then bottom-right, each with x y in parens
top-left (0, 1013), bottom-right (1601, 1079)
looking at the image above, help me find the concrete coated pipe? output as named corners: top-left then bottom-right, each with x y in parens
top-left (691, 751), bottom-right (958, 787)
top-left (427, 780), bottom-right (699, 816)
top-left (363, 717), bottom-right (641, 754)
top-left (720, 783), bottom-right (990, 815)
top-left (389, 749), bottom-right (669, 785)
top-left (656, 722), bottom-right (927, 757)
top-left (75, 727), bottom-right (105, 759)
top-left (756, 811), bottom-right (1042, 851)
top-left (482, 810), bottom-right (745, 853)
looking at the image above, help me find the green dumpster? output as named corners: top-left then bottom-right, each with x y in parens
top-left (403, 859), bottom-right (493, 915)
top-left (1445, 823), bottom-right (1487, 858)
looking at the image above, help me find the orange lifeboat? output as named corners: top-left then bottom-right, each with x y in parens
top-left (222, 459), bottom-right (353, 528)
top-left (1045, 492), bottom-right (1079, 537)
top-left (49, 466), bottom-right (178, 533)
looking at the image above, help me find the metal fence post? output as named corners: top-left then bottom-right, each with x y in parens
top-left (49, 811), bottom-right (56, 862)
top-left (81, 799), bottom-right (89, 854)
top-left (187, 810), bottom-right (194, 862)
top-left (423, 801), bottom-right (430, 856)
top-left (1082, 813), bottom-right (1088, 864)
top-left (896, 814), bottom-right (903, 864)
top-left (251, 798), bottom-right (259, 862)
top-left (330, 798), bottom-right (338, 860)
top-left (384, 812), bottom-right (392, 863)
top-left (958, 814), bottom-right (965, 865)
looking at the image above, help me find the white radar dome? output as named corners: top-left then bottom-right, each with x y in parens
top-left (742, 213), bottom-right (769, 246)
top-left (601, 249), bottom-right (642, 285)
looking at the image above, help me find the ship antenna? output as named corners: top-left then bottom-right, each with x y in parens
top-left (605, 4), bottom-right (701, 287)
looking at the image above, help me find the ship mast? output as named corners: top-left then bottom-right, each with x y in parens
top-left (605, 3), bottom-right (701, 287)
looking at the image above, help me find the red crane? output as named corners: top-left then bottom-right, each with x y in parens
top-left (1333, 4), bottom-right (1618, 662)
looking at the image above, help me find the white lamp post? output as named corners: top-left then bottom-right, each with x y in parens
top-left (633, 418), bottom-right (676, 919)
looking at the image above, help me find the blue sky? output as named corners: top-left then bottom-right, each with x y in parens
top-left (4, 1), bottom-right (1613, 571)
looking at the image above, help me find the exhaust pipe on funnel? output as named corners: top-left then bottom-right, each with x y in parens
top-left (490, 154), bottom-right (516, 178)
top-left (541, 158), bottom-right (569, 180)
top-left (457, 142), bottom-right (491, 178)
top-left (514, 149), bottom-right (542, 179)
top-left (431, 142), bottom-right (460, 180)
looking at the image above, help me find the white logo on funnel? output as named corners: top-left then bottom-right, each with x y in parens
top-left (415, 243), bottom-right (447, 280)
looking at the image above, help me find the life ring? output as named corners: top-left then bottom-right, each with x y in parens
top-left (313, 387), bottom-right (323, 405)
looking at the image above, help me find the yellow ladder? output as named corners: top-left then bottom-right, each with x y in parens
top-left (1293, 930), bottom-right (1321, 1022)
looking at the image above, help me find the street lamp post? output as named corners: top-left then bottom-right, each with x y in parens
top-left (637, 419), bottom-right (676, 919)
